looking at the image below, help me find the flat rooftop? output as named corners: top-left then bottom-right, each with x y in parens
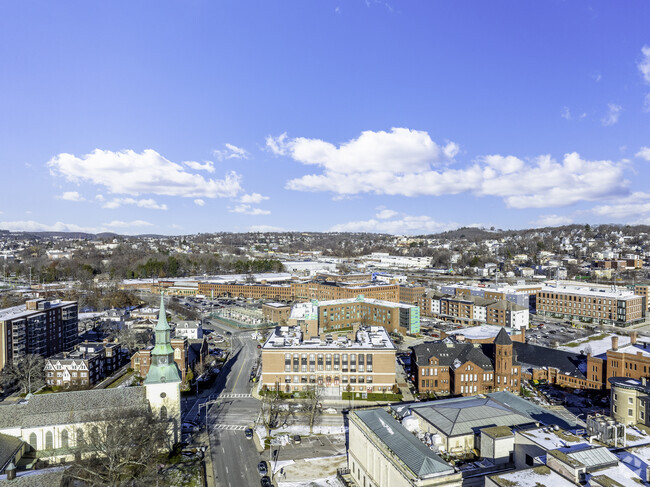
top-left (263, 325), bottom-right (395, 350)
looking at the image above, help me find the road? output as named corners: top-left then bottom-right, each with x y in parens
top-left (203, 327), bottom-right (265, 487)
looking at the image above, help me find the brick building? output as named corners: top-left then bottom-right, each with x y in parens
top-left (261, 325), bottom-right (397, 396)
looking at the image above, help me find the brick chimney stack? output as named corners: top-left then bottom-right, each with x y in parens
top-left (631, 331), bottom-right (638, 345)
top-left (611, 336), bottom-right (619, 351)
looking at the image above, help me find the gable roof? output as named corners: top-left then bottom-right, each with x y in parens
top-left (412, 342), bottom-right (494, 371)
top-left (513, 342), bottom-right (586, 379)
top-left (408, 396), bottom-right (534, 437)
top-left (0, 387), bottom-right (148, 430)
top-left (354, 408), bottom-right (454, 478)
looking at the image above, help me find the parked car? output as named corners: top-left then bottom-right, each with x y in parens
top-left (257, 461), bottom-right (268, 476)
top-left (245, 428), bottom-right (254, 439)
top-left (293, 434), bottom-right (301, 444)
top-left (181, 422), bottom-right (199, 434)
top-left (260, 476), bottom-right (272, 487)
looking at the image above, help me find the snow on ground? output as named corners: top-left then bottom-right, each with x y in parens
top-left (558, 333), bottom-right (629, 357)
top-left (276, 455), bottom-right (347, 485)
top-left (79, 311), bottom-right (106, 320)
top-left (255, 424), bottom-right (347, 444)
top-left (278, 478), bottom-right (343, 487)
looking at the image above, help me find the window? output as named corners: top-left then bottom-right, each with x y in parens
top-left (29, 432), bottom-right (37, 450)
top-left (77, 429), bottom-right (85, 446)
top-left (629, 409), bottom-right (634, 417)
top-left (174, 348), bottom-right (181, 360)
top-left (160, 406), bottom-right (168, 420)
top-left (61, 429), bottom-right (69, 449)
top-left (629, 397), bottom-right (634, 404)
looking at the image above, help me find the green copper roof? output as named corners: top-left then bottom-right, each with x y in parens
top-left (155, 292), bottom-right (171, 332)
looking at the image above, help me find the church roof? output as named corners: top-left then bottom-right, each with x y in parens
top-left (412, 342), bottom-right (494, 371)
top-left (155, 293), bottom-right (171, 332)
top-left (0, 387), bottom-right (148, 430)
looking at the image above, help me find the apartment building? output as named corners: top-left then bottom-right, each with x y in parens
top-left (601, 333), bottom-right (650, 388)
top-left (398, 285), bottom-right (426, 305)
top-left (174, 320), bottom-right (203, 340)
top-left (537, 284), bottom-right (645, 325)
top-left (593, 258), bottom-right (643, 270)
top-left (44, 349), bottom-right (103, 388)
top-left (419, 293), bottom-right (529, 330)
top-left (441, 283), bottom-right (539, 310)
top-left (260, 325), bottom-right (397, 396)
top-left (0, 299), bottom-right (78, 373)
top-left (635, 284), bottom-right (650, 311)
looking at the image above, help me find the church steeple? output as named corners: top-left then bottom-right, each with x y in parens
top-left (144, 293), bottom-right (181, 385)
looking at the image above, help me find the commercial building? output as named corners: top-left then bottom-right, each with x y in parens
top-left (440, 283), bottom-right (540, 310)
top-left (537, 283), bottom-right (645, 326)
top-left (0, 299), bottom-right (78, 373)
top-left (348, 408), bottom-right (461, 487)
top-left (260, 325), bottom-right (397, 396)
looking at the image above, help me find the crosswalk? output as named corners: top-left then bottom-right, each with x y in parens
top-left (218, 393), bottom-right (252, 399)
top-left (211, 424), bottom-right (247, 431)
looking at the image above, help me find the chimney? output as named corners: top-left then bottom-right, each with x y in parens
top-left (631, 331), bottom-right (638, 345)
top-left (6, 461), bottom-right (16, 480)
top-left (611, 336), bottom-right (619, 351)
top-left (521, 327), bottom-right (526, 342)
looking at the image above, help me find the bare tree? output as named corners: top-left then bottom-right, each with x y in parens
top-left (259, 383), bottom-right (292, 441)
top-left (64, 407), bottom-right (171, 487)
top-left (298, 385), bottom-right (323, 434)
top-left (1, 354), bottom-right (45, 394)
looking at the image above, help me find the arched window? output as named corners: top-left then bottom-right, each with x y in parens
top-left (61, 429), bottom-right (69, 449)
top-left (29, 432), bottom-right (37, 450)
top-left (174, 348), bottom-right (181, 360)
top-left (160, 406), bottom-right (167, 420)
top-left (77, 428), bottom-right (85, 446)
top-left (45, 431), bottom-right (53, 450)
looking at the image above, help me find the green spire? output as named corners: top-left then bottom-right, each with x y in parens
top-left (145, 292), bottom-right (181, 385)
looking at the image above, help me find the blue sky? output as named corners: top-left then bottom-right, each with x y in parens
top-left (0, 1), bottom-right (649, 235)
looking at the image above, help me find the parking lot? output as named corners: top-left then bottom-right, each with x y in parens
top-left (525, 320), bottom-right (595, 348)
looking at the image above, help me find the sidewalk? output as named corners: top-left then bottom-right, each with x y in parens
top-left (198, 429), bottom-right (216, 487)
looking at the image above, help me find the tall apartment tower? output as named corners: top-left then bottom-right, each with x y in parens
top-left (0, 299), bottom-right (78, 373)
top-left (493, 327), bottom-right (513, 391)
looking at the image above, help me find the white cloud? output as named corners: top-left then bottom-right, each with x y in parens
top-left (214, 143), bottom-right (250, 161)
top-left (277, 129), bottom-right (627, 209)
top-left (48, 149), bottom-right (242, 199)
top-left (60, 191), bottom-right (84, 202)
top-left (104, 220), bottom-right (153, 229)
top-left (268, 127), bottom-right (457, 175)
top-left (194, 199), bottom-right (205, 206)
top-left (183, 160), bottom-right (215, 173)
top-left (639, 45), bottom-right (650, 83)
top-left (532, 214), bottom-right (573, 227)
top-left (331, 214), bottom-right (456, 235)
top-left (644, 94), bottom-right (650, 112)
top-left (636, 147), bottom-right (650, 161)
top-left (375, 209), bottom-right (398, 220)
top-left (592, 192), bottom-right (650, 220)
top-left (240, 193), bottom-right (269, 204)
top-left (230, 204), bottom-right (271, 216)
top-left (249, 225), bottom-right (285, 232)
top-left (102, 198), bottom-right (167, 210)
top-left (95, 194), bottom-right (104, 202)
top-left (561, 107), bottom-right (571, 120)
top-left (0, 219), bottom-right (153, 234)
top-left (601, 103), bottom-right (622, 126)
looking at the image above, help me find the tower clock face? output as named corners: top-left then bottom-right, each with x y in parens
top-left (159, 356), bottom-right (167, 366)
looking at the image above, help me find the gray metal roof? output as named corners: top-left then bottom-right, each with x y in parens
top-left (488, 391), bottom-right (584, 429)
top-left (412, 342), bottom-right (494, 371)
top-left (354, 408), bottom-right (454, 479)
top-left (567, 446), bottom-right (618, 470)
top-left (0, 433), bottom-right (23, 473)
top-left (410, 396), bottom-right (534, 437)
